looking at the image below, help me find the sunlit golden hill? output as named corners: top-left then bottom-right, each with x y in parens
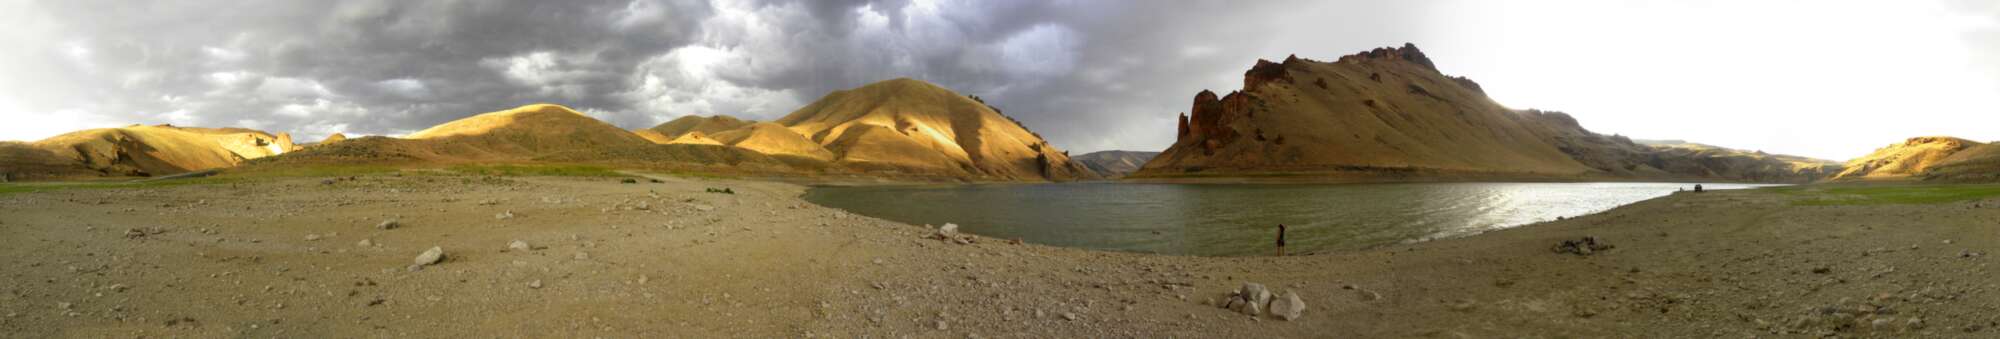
top-left (263, 104), bottom-right (797, 171)
top-left (0, 124), bottom-right (296, 180)
top-left (1831, 136), bottom-right (2000, 181)
top-left (767, 78), bottom-right (1099, 181)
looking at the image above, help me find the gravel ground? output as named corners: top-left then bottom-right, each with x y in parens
top-left (0, 174), bottom-right (1994, 338)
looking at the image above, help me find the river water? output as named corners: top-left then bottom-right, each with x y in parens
top-left (803, 182), bottom-right (1776, 256)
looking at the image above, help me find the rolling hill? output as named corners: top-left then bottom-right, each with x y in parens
top-left (767, 78), bottom-right (1099, 181)
top-left (1830, 137), bottom-right (1999, 181)
top-left (0, 124), bottom-right (296, 179)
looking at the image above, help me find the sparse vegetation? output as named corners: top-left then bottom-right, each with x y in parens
top-left (444, 164), bottom-right (628, 177)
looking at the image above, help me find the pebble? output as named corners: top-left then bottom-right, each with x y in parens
top-left (528, 280), bottom-right (543, 289)
top-left (356, 239), bottom-right (374, 247)
top-left (377, 219), bottom-right (400, 230)
top-left (508, 240), bottom-right (531, 252)
top-left (1060, 312), bottom-right (1079, 321)
top-left (413, 246), bottom-right (445, 266)
top-left (495, 211), bottom-right (515, 220)
top-left (304, 234), bottom-right (322, 241)
top-left (573, 252), bottom-right (590, 261)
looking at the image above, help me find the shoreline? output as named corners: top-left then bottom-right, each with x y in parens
top-left (1, 174), bottom-right (1993, 337)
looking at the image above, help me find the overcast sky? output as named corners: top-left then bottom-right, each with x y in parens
top-left (1, 0), bottom-right (1995, 160)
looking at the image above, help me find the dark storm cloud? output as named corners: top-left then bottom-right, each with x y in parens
top-left (4, 0), bottom-right (1414, 152)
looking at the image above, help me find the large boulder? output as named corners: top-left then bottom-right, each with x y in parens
top-left (1269, 290), bottom-right (1306, 321)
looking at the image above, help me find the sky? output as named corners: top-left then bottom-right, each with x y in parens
top-left (0, 0), bottom-right (1995, 161)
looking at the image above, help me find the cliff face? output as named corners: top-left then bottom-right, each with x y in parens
top-left (1138, 44), bottom-right (1837, 183)
top-left (1143, 43), bottom-right (1595, 178)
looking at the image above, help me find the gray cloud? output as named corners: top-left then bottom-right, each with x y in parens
top-left (42, 0), bottom-right (1985, 159)
top-left (7, 0), bottom-right (1358, 153)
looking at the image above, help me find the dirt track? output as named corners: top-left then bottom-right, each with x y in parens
top-left (1, 174), bottom-right (1996, 337)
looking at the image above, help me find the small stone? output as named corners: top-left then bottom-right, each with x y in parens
top-left (1871, 317), bottom-right (1896, 330)
top-left (356, 239), bottom-right (374, 247)
top-left (1269, 291), bottom-right (1305, 321)
top-left (508, 240), bottom-right (531, 252)
top-left (934, 320), bottom-right (948, 330)
top-left (107, 284), bottom-right (129, 292)
top-left (413, 246), bottom-right (445, 266)
top-left (495, 211), bottom-right (515, 220)
top-left (304, 234), bottom-right (322, 241)
top-left (1906, 317), bottom-right (1925, 329)
top-left (376, 219), bottom-right (400, 230)
top-left (1240, 282), bottom-right (1272, 306)
top-left (573, 252), bottom-right (590, 261)
top-left (527, 280), bottom-right (543, 289)
top-left (1060, 312), bottom-right (1078, 321)
top-left (1811, 267), bottom-right (1831, 274)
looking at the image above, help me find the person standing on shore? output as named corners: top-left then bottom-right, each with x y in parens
top-left (1276, 224), bottom-right (1288, 256)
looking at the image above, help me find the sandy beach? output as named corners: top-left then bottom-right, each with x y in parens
top-left (1, 173), bottom-right (1995, 338)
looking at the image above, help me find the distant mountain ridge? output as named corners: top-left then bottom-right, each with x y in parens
top-left (1135, 43), bottom-right (1839, 183)
top-left (1074, 151), bottom-right (1159, 177)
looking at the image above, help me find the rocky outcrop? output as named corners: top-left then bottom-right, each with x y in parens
top-left (1136, 44), bottom-right (1840, 183)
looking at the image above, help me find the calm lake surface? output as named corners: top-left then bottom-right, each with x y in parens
top-left (803, 182), bottom-right (1779, 256)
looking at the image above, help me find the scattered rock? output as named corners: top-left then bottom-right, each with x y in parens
top-left (356, 239), bottom-right (374, 247)
top-left (413, 246), bottom-right (446, 267)
top-left (377, 219), bottom-right (400, 230)
top-left (495, 211), bottom-right (515, 220)
top-left (620, 178), bottom-right (638, 184)
top-left (1551, 236), bottom-right (1612, 256)
top-left (303, 234), bottom-right (322, 241)
top-left (1060, 312), bottom-right (1079, 321)
top-left (930, 223), bottom-right (974, 244)
top-left (1811, 266), bottom-right (1832, 274)
top-left (527, 280), bottom-right (543, 289)
top-left (1269, 290), bottom-right (1305, 321)
top-left (123, 227), bottom-right (166, 239)
top-left (321, 179), bottom-right (336, 185)
top-left (508, 240), bottom-right (531, 252)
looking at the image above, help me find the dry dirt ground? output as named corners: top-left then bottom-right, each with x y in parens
top-left (1, 174), bottom-right (1996, 338)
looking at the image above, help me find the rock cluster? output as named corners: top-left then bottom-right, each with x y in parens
top-left (929, 223), bottom-right (973, 245)
top-left (1218, 282), bottom-right (1306, 321)
top-left (1552, 236), bottom-right (1613, 256)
